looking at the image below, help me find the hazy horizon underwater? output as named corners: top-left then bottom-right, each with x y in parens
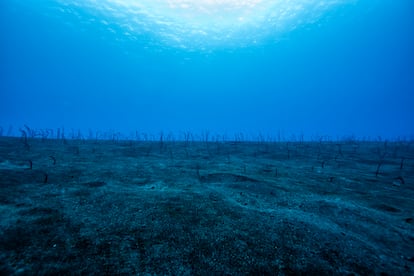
top-left (0, 0), bottom-right (413, 140)
top-left (1, 1), bottom-right (414, 275)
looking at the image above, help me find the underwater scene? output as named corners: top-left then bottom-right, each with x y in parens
top-left (1, 0), bottom-right (414, 274)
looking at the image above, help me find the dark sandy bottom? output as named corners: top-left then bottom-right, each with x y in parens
top-left (0, 137), bottom-right (413, 275)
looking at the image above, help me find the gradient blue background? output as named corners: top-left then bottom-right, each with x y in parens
top-left (1, 0), bottom-right (413, 140)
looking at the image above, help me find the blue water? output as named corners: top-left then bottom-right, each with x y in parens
top-left (1, 0), bottom-right (413, 140)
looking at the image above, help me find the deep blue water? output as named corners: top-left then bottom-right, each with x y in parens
top-left (1, 0), bottom-right (413, 140)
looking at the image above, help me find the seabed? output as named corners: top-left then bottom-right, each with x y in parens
top-left (0, 136), bottom-right (413, 274)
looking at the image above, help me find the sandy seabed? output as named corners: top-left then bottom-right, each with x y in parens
top-left (0, 136), bottom-right (413, 275)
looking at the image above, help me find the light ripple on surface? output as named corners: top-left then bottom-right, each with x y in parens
top-left (56, 0), bottom-right (356, 49)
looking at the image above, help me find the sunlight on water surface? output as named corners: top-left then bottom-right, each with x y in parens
top-left (57, 0), bottom-right (355, 49)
